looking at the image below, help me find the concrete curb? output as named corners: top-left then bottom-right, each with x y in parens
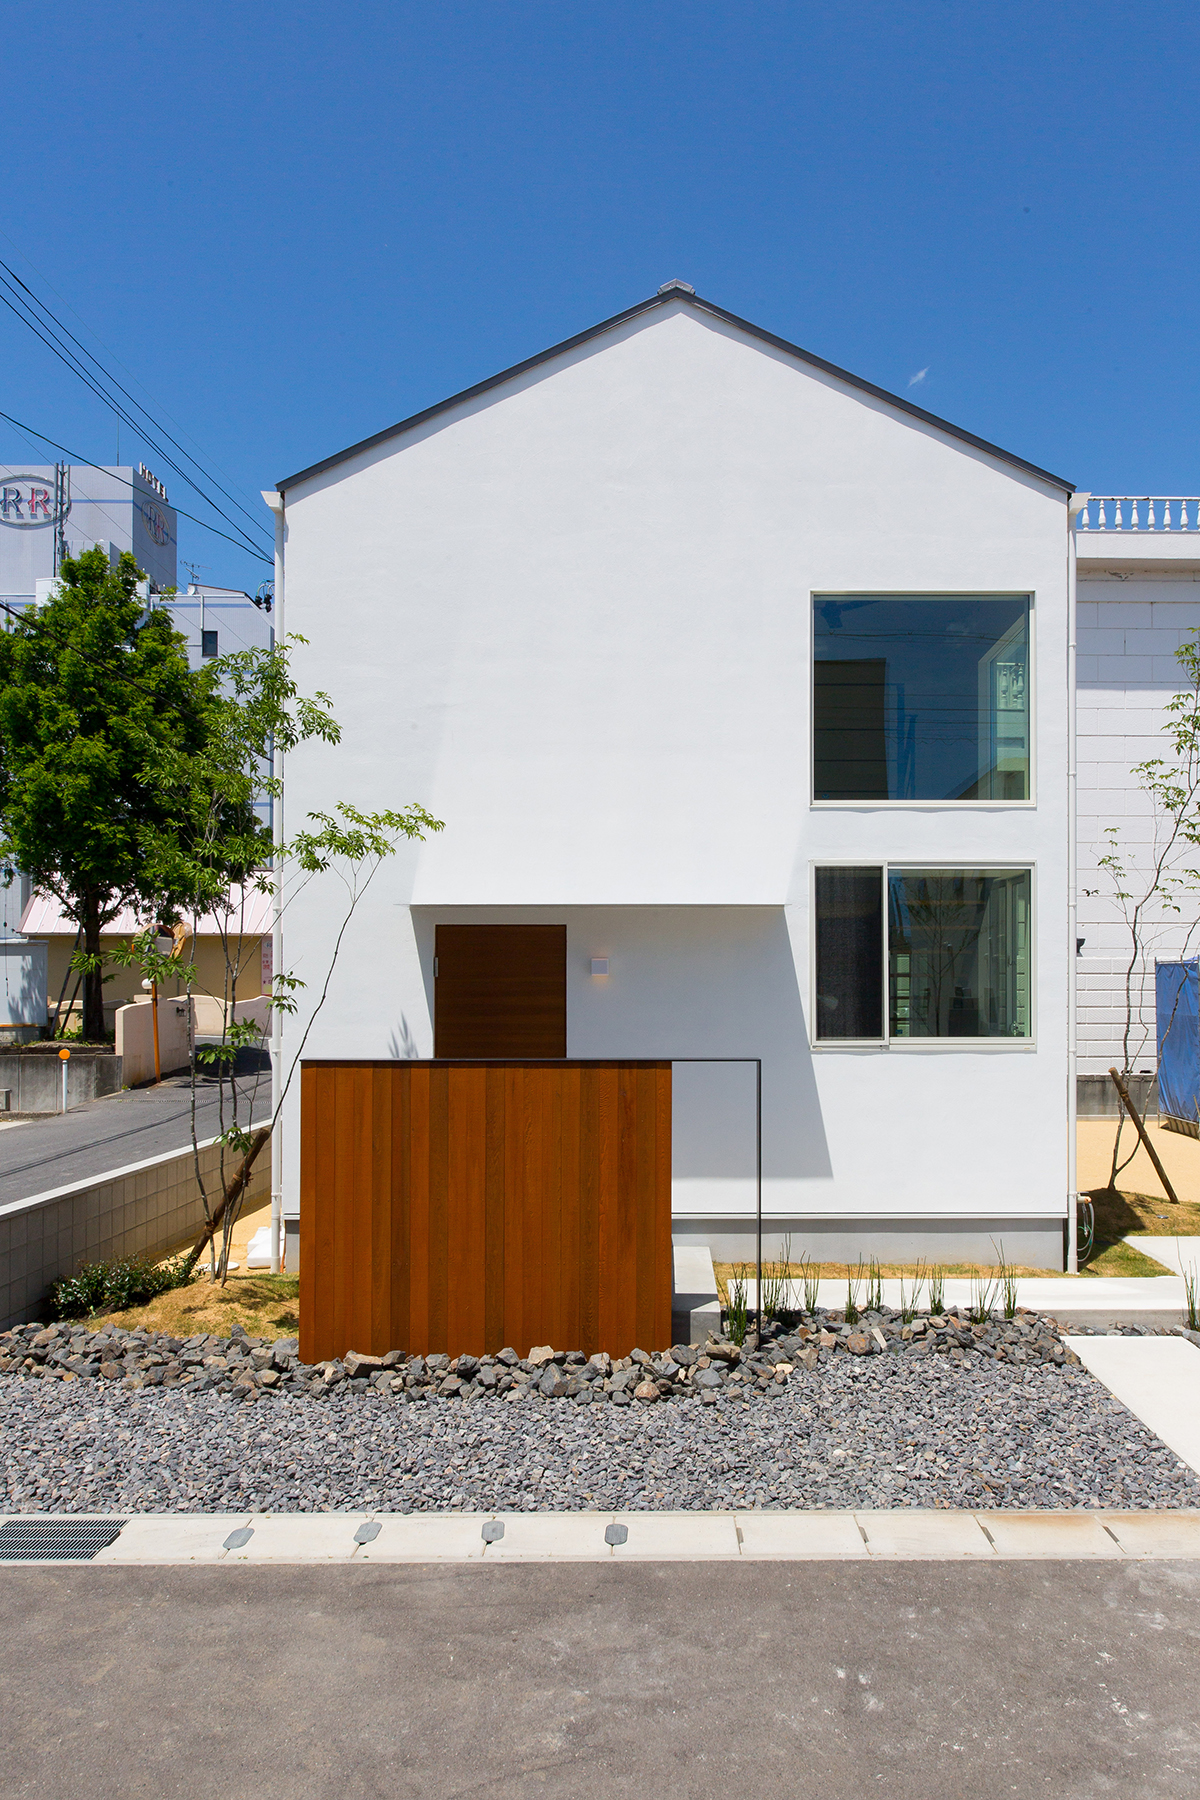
top-left (0, 1508), bottom-right (1198, 1565)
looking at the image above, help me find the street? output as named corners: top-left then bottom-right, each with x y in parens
top-left (0, 1054), bottom-right (270, 1208)
top-left (1, 1559), bottom-right (1197, 1798)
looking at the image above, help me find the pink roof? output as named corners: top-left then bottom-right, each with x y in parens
top-left (18, 884), bottom-right (273, 939)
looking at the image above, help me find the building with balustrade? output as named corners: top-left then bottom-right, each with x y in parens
top-left (1074, 504), bottom-right (1200, 1092)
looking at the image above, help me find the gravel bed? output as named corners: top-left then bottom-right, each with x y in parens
top-left (3, 1350), bottom-right (1198, 1514)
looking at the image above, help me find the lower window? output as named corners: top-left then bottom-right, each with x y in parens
top-left (814, 866), bottom-right (1032, 1042)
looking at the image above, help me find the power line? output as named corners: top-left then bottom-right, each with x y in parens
top-left (0, 228), bottom-right (267, 532)
top-left (0, 258), bottom-right (272, 551)
top-left (0, 286), bottom-right (270, 565)
top-left (0, 411), bottom-right (272, 565)
top-left (0, 279), bottom-right (271, 564)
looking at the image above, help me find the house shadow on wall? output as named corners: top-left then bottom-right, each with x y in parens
top-left (667, 908), bottom-right (832, 1190)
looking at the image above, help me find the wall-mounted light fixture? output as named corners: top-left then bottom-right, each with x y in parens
top-left (590, 958), bottom-right (610, 977)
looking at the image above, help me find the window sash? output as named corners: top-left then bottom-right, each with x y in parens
top-left (812, 594), bottom-right (1033, 806)
top-left (812, 864), bottom-right (1034, 1045)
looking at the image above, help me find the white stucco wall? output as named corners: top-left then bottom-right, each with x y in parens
top-left (275, 300), bottom-right (1072, 1256)
top-left (1076, 573), bottom-right (1200, 1076)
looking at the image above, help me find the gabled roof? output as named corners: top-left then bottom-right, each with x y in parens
top-left (276, 286), bottom-right (1074, 495)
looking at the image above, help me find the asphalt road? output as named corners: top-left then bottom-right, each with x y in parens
top-left (1, 1560), bottom-right (1197, 1798)
top-left (0, 1055), bottom-right (271, 1206)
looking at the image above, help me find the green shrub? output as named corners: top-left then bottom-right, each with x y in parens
top-left (48, 1253), bottom-right (192, 1321)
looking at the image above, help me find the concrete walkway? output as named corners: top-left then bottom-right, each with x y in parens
top-left (1124, 1233), bottom-right (1200, 1275)
top-left (1, 1506), bottom-right (1197, 1564)
top-left (1067, 1333), bottom-right (1200, 1476)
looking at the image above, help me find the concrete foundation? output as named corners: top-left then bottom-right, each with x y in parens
top-left (670, 1244), bottom-right (721, 1345)
top-left (1078, 1072), bottom-right (1157, 1118)
top-left (671, 1215), bottom-right (1067, 1270)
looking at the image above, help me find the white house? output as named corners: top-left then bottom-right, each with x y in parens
top-left (269, 283), bottom-right (1079, 1274)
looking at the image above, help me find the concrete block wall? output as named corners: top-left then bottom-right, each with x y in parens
top-left (0, 1051), bottom-right (123, 1114)
top-left (0, 1132), bottom-right (272, 1330)
top-left (1077, 583), bottom-right (1200, 1075)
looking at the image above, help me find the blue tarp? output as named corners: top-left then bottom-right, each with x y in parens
top-left (1156, 959), bottom-right (1199, 1125)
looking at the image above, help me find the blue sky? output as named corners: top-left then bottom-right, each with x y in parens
top-left (3, 1), bottom-right (1198, 590)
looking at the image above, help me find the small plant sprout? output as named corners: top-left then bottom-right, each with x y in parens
top-left (927, 1265), bottom-right (946, 1313)
top-left (802, 1258), bottom-right (821, 1314)
top-left (761, 1260), bottom-right (785, 1322)
top-left (1185, 1264), bottom-right (1199, 1333)
top-left (865, 1258), bottom-right (884, 1312)
top-left (899, 1260), bottom-right (926, 1325)
top-left (969, 1266), bottom-right (1000, 1324)
top-left (844, 1257), bottom-right (864, 1325)
top-left (726, 1265), bottom-right (749, 1346)
top-left (992, 1239), bottom-right (1019, 1319)
top-left (761, 1232), bottom-right (792, 1321)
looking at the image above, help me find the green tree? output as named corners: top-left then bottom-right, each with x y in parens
top-left (117, 635), bottom-right (441, 1280)
top-left (0, 548), bottom-right (234, 1041)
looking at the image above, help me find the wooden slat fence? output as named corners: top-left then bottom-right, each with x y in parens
top-left (299, 1060), bottom-right (671, 1364)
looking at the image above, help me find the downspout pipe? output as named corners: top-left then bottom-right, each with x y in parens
top-left (263, 488), bottom-right (285, 1274)
top-left (1066, 492), bottom-right (1089, 1272)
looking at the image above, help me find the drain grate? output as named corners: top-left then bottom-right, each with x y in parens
top-left (0, 1518), bottom-right (127, 1561)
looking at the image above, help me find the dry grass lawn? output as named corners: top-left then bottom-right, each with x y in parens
top-left (95, 1271), bottom-right (300, 1340)
top-left (94, 1199), bottom-right (300, 1340)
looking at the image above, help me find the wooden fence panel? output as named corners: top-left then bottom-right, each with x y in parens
top-left (299, 1060), bottom-right (671, 1364)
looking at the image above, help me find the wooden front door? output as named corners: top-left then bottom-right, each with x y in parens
top-left (434, 924), bottom-right (567, 1058)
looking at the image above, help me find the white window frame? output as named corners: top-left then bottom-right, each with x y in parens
top-left (809, 591), bottom-right (1037, 809)
top-left (810, 860), bottom-right (1037, 1050)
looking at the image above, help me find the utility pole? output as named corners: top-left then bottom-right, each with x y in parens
top-left (52, 464), bottom-right (70, 576)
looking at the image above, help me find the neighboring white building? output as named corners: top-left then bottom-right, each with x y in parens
top-left (270, 283), bottom-right (1078, 1271)
top-left (148, 582), bottom-right (274, 672)
top-left (1075, 508), bottom-right (1200, 1086)
top-left (0, 462), bottom-right (177, 603)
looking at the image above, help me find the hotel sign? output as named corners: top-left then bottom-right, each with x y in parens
top-left (0, 476), bottom-right (66, 528)
top-left (140, 499), bottom-right (171, 546)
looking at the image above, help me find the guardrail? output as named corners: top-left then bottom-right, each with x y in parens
top-left (1078, 496), bottom-right (1200, 532)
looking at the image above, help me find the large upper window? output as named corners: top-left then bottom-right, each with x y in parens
top-left (814, 866), bottom-right (1032, 1043)
top-left (813, 595), bottom-right (1031, 802)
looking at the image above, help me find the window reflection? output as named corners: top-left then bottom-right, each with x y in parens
top-left (888, 869), bottom-right (1031, 1039)
top-left (813, 596), bottom-right (1031, 801)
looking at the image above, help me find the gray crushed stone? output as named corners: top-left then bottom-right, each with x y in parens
top-left (2, 1351), bottom-right (1198, 1514)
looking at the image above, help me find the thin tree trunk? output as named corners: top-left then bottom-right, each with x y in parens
top-left (81, 894), bottom-right (105, 1042)
top-left (181, 1125), bottom-right (270, 1276)
top-left (1109, 1067), bottom-right (1180, 1205)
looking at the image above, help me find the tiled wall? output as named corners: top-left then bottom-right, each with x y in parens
top-left (0, 1135), bottom-right (272, 1330)
top-left (1077, 585), bottom-right (1200, 1074)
